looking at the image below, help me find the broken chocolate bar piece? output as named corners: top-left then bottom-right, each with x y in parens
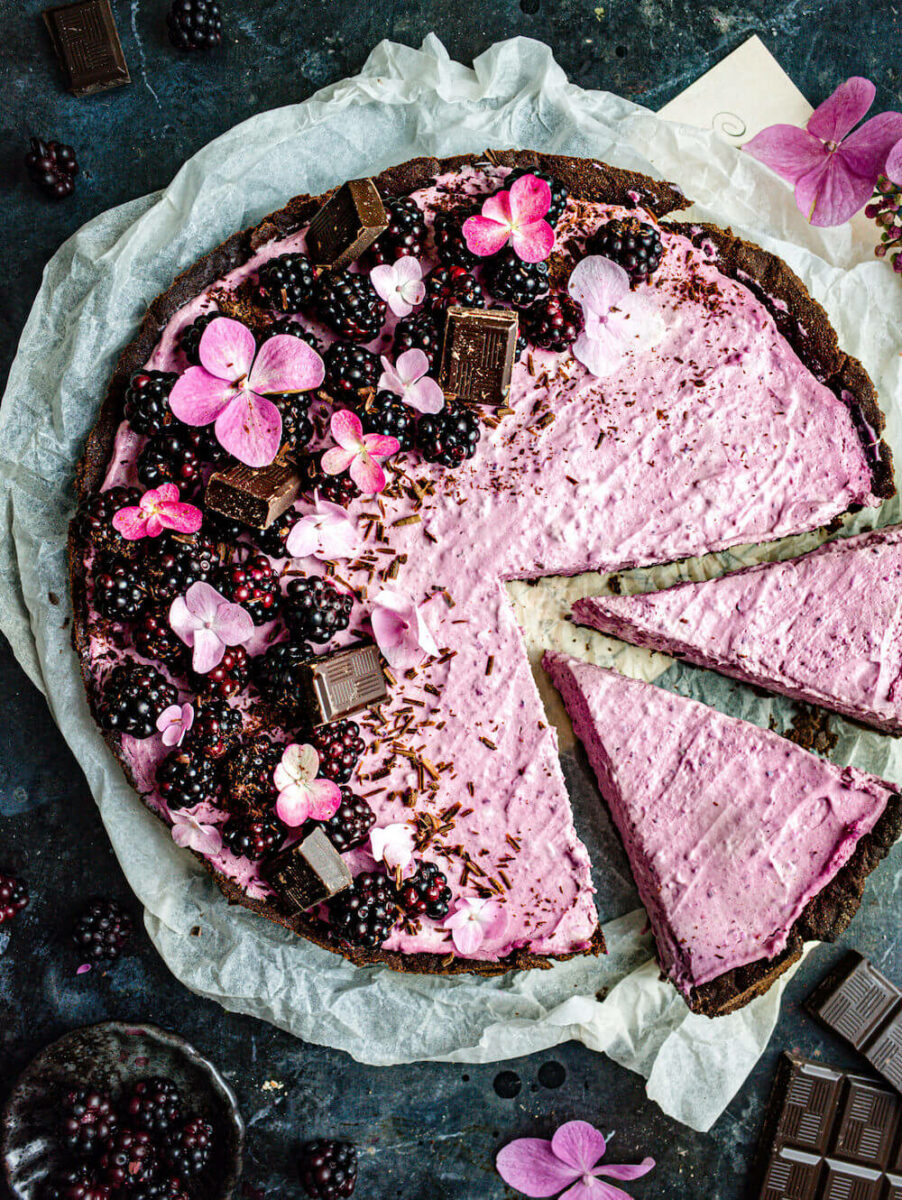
top-left (261, 828), bottom-right (352, 914)
top-left (305, 179), bottom-right (388, 270)
top-left (439, 306), bottom-right (519, 406)
top-left (43, 0), bottom-right (130, 96)
top-left (205, 459), bottom-right (302, 530)
top-left (303, 642), bottom-right (388, 725)
top-left (807, 954), bottom-right (902, 1093)
top-left (752, 1053), bottom-right (902, 1199)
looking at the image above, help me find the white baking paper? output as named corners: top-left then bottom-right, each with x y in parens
top-left (2, 35), bottom-right (901, 1134)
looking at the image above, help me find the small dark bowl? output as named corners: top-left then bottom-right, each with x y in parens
top-left (1, 1021), bottom-right (244, 1199)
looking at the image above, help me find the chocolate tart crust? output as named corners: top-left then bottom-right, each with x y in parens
top-left (68, 150), bottom-right (894, 996)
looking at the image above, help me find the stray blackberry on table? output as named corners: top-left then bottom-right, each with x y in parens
top-left (299, 1139), bottom-right (358, 1199)
top-left (166, 0), bottom-right (223, 50)
top-left (0, 874), bottom-right (29, 924)
top-left (72, 899), bottom-right (133, 965)
top-left (25, 138), bottom-right (78, 199)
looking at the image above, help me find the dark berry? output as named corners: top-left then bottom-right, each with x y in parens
top-left (190, 644), bottom-right (249, 700)
top-left (319, 788), bottom-right (375, 852)
top-left (255, 507), bottom-right (299, 558)
top-left (396, 860), bottom-right (451, 919)
top-left (219, 554), bottom-right (280, 624)
top-left (432, 207), bottom-right (478, 269)
top-left (44, 1164), bottom-right (111, 1200)
top-left (130, 1177), bottom-right (190, 1200)
top-left (299, 1139), bottom-right (358, 1199)
top-left (358, 391), bottom-right (414, 451)
top-left (157, 747), bottom-right (219, 811)
top-left (123, 371), bottom-right (178, 436)
top-left (257, 254), bottom-right (317, 313)
top-left (324, 342), bottom-right (380, 398)
top-left (179, 312), bottom-right (218, 364)
top-left (165, 1116), bottom-right (214, 1182)
top-left (416, 403), bottom-right (481, 468)
top-left (137, 428), bottom-right (203, 494)
top-left (285, 577), bottom-right (353, 643)
top-left (272, 393), bottom-right (314, 455)
top-left (76, 487), bottom-right (143, 560)
top-left (222, 736), bottom-right (282, 816)
top-left (133, 609), bottom-right (189, 670)
top-left (25, 137), bottom-right (78, 200)
top-left (587, 216), bottom-right (664, 284)
top-left (301, 455), bottom-right (361, 507)
top-left (145, 534), bottom-right (220, 603)
top-left (315, 271), bottom-right (386, 342)
top-left (0, 874), bottom-right (28, 924)
top-left (522, 294), bottom-right (583, 351)
top-left (503, 167), bottom-right (569, 225)
top-left (310, 719), bottom-right (364, 785)
top-left (125, 1077), bottom-right (183, 1136)
top-left (166, 0), bottom-right (223, 49)
top-left (60, 1089), bottom-right (118, 1157)
top-left (101, 661), bottom-right (177, 738)
top-left (189, 697), bottom-right (243, 758)
top-left (202, 510), bottom-right (247, 546)
top-left (424, 265), bottom-right (484, 311)
top-left (93, 556), bottom-right (148, 621)
top-left (328, 872), bottom-right (397, 949)
top-left (393, 310), bottom-right (441, 367)
top-left (262, 317), bottom-right (322, 351)
top-left (221, 815), bottom-right (283, 860)
top-left (72, 899), bottom-right (133, 964)
top-left (487, 249), bottom-right (550, 308)
top-left (254, 640), bottom-right (309, 710)
top-left (99, 1128), bottom-right (156, 1189)
top-left (368, 196), bottom-right (429, 264)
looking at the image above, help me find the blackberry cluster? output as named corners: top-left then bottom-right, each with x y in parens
top-left (315, 271), bottom-right (386, 342)
top-left (328, 872), bottom-right (397, 949)
top-left (156, 747), bottom-right (220, 811)
top-left (101, 661), bottom-right (177, 738)
top-left (25, 138), bottom-right (78, 200)
top-left (393, 310), bottom-right (442, 367)
top-left (190, 645), bottom-right (249, 700)
top-left (201, 510), bottom-right (246, 547)
top-left (324, 342), bottom-right (380, 398)
top-left (285, 577), bottom-right (353, 643)
top-left (125, 1078), bottom-right (183, 1137)
top-left (359, 391), bottom-right (415, 451)
top-left (222, 737), bottom-right (282, 816)
top-left (72, 899), bottom-right (133, 965)
top-left (310, 720), bottom-right (364, 784)
top-left (262, 317), bottom-right (321, 350)
top-left (166, 1118), bottom-right (214, 1183)
top-left (424, 265), bottom-right (484, 311)
top-left (487, 249), bottom-right (550, 308)
top-left (369, 196), bottom-right (429, 264)
top-left (587, 217), bottom-right (664, 284)
top-left (299, 1139), bottom-right (358, 1199)
top-left (416, 404), bottom-right (481, 468)
top-left (189, 697), bottom-right (243, 758)
top-left (432, 207), bottom-right (478, 269)
top-left (179, 312), bottom-right (218, 364)
top-left (99, 1129), bottom-right (156, 1189)
top-left (131, 1177), bottom-right (191, 1200)
top-left (166, 0), bottom-right (223, 49)
top-left (137, 428), bottom-right (204, 494)
top-left (76, 487), bottom-right (143, 560)
top-left (145, 535), bottom-right (220, 603)
top-left (218, 554), bottom-right (280, 624)
top-left (522, 294), bottom-right (583, 351)
top-left (221, 816), bottom-right (283, 860)
top-left (396, 861), bottom-right (451, 920)
top-left (319, 788), bottom-right (375, 853)
top-left (0, 874), bottom-right (29, 924)
top-left (61, 1090), bottom-right (118, 1158)
top-left (44, 1162), bottom-right (112, 1200)
top-left (302, 455), bottom-right (361, 508)
top-left (124, 372), bottom-right (179, 436)
top-left (133, 610), bottom-right (189, 671)
top-left (272, 393), bottom-right (314, 455)
top-left (503, 167), bottom-right (569, 225)
top-left (257, 254), bottom-right (317, 313)
top-left (254, 640), bottom-right (308, 710)
top-left (255, 507), bottom-right (298, 558)
top-left (93, 556), bottom-right (148, 621)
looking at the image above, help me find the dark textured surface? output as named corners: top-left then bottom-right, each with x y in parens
top-left (1, 3), bottom-right (901, 1198)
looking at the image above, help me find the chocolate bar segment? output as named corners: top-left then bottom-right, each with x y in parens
top-left (305, 180), bottom-right (388, 270)
top-left (439, 306), bottom-right (519, 406)
top-left (43, 0), bottom-right (130, 96)
top-left (205, 459), bottom-right (302, 530)
top-left (807, 954), bottom-right (902, 1092)
top-left (303, 643), bottom-right (388, 725)
top-left (261, 828), bottom-right (351, 914)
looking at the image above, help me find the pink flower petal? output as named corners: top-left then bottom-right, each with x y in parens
top-left (840, 111), bottom-right (902, 181)
top-left (569, 256), bottom-right (631, 315)
top-left (463, 214), bottom-right (513, 257)
top-left (248, 334), bottom-right (325, 395)
top-left (198, 317), bottom-right (256, 383)
top-left (361, 433), bottom-right (401, 459)
top-left (349, 452), bottom-right (387, 495)
top-left (572, 326), bottom-right (626, 378)
top-left (154, 500), bottom-right (203, 534)
top-left (330, 408), bottom-right (366, 450)
top-left (405, 376), bottom-right (445, 415)
top-left (508, 173), bottom-right (553, 223)
top-left (154, 483), bottom-right (180, 504)
top-left (793, 153), bottom-right (872, 226)
top-left (551, 1123), bottom-right (607, 1174)
top-left (169, 594), bottom-right (200, 644)
top-left (743, 125), bottom-right (827, 185)
top-left (378, 355), bottom-right (405, 397)
top-left (321, 447), bottom-right (356, 476)
top-left (144, 512), bottom-right (166, 538)
top-left (284, 519), bottom-right (319, 559)
top-left (595, 1159), bottom-right (655, 1181)
top-left (806, 76), bottom-right (876, 143)
top-left (370, 606), bottom-right (409, 651)
top-left (184, 580), bottom-right (224, 624)
top-left (307, 778), bottom-right (343, 820)
top-left (394, 255), bottom-right (424, 285)
top-left (214, 392), bottom-right (283, 468)
top-left (212, 601), bottom-right (254, 646)
top-left (275, 742), bottom-right (319, 788)
top-left (496, 1139), bottom-right (578, 1198)
top-left (191, 626), bottom-right (226, 674)
top-left (510, 217), bottom-right (555, 263)
top-left (111, 506), bottom-right (149, 540)
top-left (395, 347), bottom-right (429, 386)
top-left (169, 367), bottom-right (237, 426)
top-left (275, 784), bottom-right (311, 828)
top-left (449, 919), bottom-right (485, 956)
top-left (559, 1182), bottom-right (610, 1200)
top-left (887, 138), bottom-right (902, 184)
top-left (480, 190), bottom-right (514, 226)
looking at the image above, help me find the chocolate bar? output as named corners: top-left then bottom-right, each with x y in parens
top-left (43, 0), bottom-right (130, 96)
top-left (752, 1053), bottom-right (902, 1199)
top-left (305, 180), bottom-right (388, 270)
top-left (439, 307), bottom-right (519, 406)
top-left (261, 828), bottom-right (352, 914)
top-left (205, 459), bottom-right (302, 530)
top-left (808, 954), bottom-right (902, 1093)
top-left (302, 643), bottom-right (388, 725)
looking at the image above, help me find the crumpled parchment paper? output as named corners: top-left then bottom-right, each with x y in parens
top-left (2, 34), bottom-right (901, 1134)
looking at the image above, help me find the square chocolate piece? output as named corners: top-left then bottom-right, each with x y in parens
top-left (261, 828), bottom-right (351, 914)
top-left (305, 179), bottom-right (388, 270)
top-left (303, 643), bottom-right (388, 725)
top-left (205, 459), bottom-right (302, 530)
top-left (43, 0), bottom-right (130, 96)
top-left (439, 306), bottom-right (519, 406)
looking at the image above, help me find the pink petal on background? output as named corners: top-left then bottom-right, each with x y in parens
top-left (154, 500), bottom-right (203, 534)
top-left (184, 580), bottom-right (225, 624)
top-left (370, 606), bottom-right (409, 651)
top-left (397, 347), bottom-right (430, 385)
top-left (496, 1139), bottom-right (578, 1198)
top-left (569, 256), bottom-right (631, 313)
top-left (198, 317), bottom-right (256, 382)
top-left (551, 1123), bottom-right (607, 1174)
top-left (480, 190), bottom-right (514, 226)
top-left (248, 334), bottom-right (325, 395)
top-left (321, 447), bottom-right (356, 476)
top-left (154, 483), bottom-right (180, 503)
top-left (362, 432), bottom-right (401, 459)
top-left (274, 743), bottom-right (319, 789)
top-left (378, 355), bottom-right (406, 396)
top-left (284, 519), bottom-right (319, 559)
top-left (558, 1182), bottom-right (607, 1200)
top-left (406, 376), bottom-right (444, 415)
top-left (511, 218), bottom-right (555, 263)
top-left (448, 919), bottom-right (484, 956)
top-left (214, 393), bottom-right (283, 467)
top-left (794, 155), bottom-right (870, 226)
top-left (509, 173), bottom-right (553, 222)
top-left (349, 452), bottom-right (387, 495)
top-left (112, 506), bottom-right (149, 540)
top-left (840, 111), bottom-right (902, 179)
top-left (168, 593), bottom-right (199, 644)
top-left (330, 408), bottom-right (366, 449)
top-left (144, 512), bottom-right (166, 537)
top-left (742, 125), bottom-right (827, 184)
top-left (275, 785), bottom-right (311, 828)
top-left (307, 778), bottom-right (343, 820)
top-left (887, 138), bottom-right (902, 184)
top-left (463, 214), bottom-right (513, 257)
top-left (212, 603), bottom-right (254, 646)
top-left (596, 1159), bottom-right (655, 1181)
top-left (481, 901), bottom-right (510, 945)
top-left (169, 367), bottom-right (237, 426)
top-left (572, 327), bottom-right (627, 378)
top-left (806, 76), bottom-right (876, 143)
top-left (191, 626), bottom-right (225, 674)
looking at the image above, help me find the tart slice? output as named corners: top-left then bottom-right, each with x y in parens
top-left (542, 651), bottom-right (902, 1015)
top-left (573, 526), bottom-right (902, 734)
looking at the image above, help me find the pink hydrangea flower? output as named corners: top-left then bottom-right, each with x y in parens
top-left (496, 1121), bottom-right (655, 1200)
top-left (273, 743), bottom-right (342, 827)
top-left (744, 77), bottom-right (902, 226)
top-left (370, 257), bottom-right (426, 317)
top-left (370, 588), bottom-right (438, 671)
top-left (156, 702), bottom-right (194, 748)
top-left (443, 897), bottom-right (509, 956)
top-left (369, 823), bottom-right (416, 871)
top-left (112, 483), bottom-right (203, 541)
top-left (567, 256), bottom-right (664, 378)
top-left (463, 174), bottom-right (555, 263)
top-left (169, 316), bottom-right (324, 467)
top-left (170, 803), bottom-right (223, 858)
top-left (169, 580), bottom-right (254, 674)
top-left (887, 138), bottom-right (902, 185)
top-left (284, 493), bottom-right (358, 560)
top-left (378, 348), bottom-right (444, 415)
top-left (321, 410), bottom-right (400, 495)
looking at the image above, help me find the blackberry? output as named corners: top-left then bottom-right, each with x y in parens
top-left (76, 487), bottom-right (143, 560)
top-left (416, 403), bottom-right (481, 468)
top-left (303, 455), bottom-right (361, 507)
top-left (125, 1077), bottom-right (182, 1136)
top-left (328, 871), bottom-right (397, 948)
top-left (262, 317), bottom-right (322, 351)
top-left (60, 1089), bottom-right (118, 1157)
top-left (272, 393), bottom-right (314, 455)
top-left (424, 265), bottom-right (484, 311)
top-left (587, 216), bottom-right (664, 284)
top-left (359, 391), bottom-right (415, 451)
top-left (324, 342), bottom-right (380, 398)
top-left (218, 554), bottom-right (280, 625)
top-left (123, 371), bottom-right (178, 436)
top-left (299, 1140), bottom-right (358, 1199)
top-left (189, 697), bottom-right (243, 758)
top-left (165, 1117), bottom-right (214, 1182)
top-left (368, 196), bottom-right (428, 264)
top-left (44, 1165), bottom-right (111, 1200)
top-left (130, 1177), bottom-right (190, 1200)
top-left (72, 899), bottom-right (133, 964)
top-left (396, 860), bottom-right (452, 919)
top-left (503, 167), bottom-right (569, 226)
top-left (254, 640), bottom-right (309, 710)
top-left (319, 788), bottom-right (375, 852)
top-left (310, 719), bottom-right (364, 784)
top-left (222, 737), bottom-right (282, 816)
top-left (315, 271), bottom-right (386, 342)
top-left (190, 645), bottom-right (249, 700)
top-left (522, 294), bottom-right (583, 351)
top-left (145, 534), bottom-right (220, 603)
top-left (202, 510), bottom-right (247, 547)
top-left (432, 207), bottom-right (479, 269)
top-left (133, 609), bottom-right (188, 671)
top-left (166, 0), bottom-right (223, 49)
top-left (0, 874), bottom-right (28, 924)
top-left (257, 254), bottom-right (317, 313)
top-left (255, 507), bottom-right (299, 558)
top-left (157, 747), bottom-right (219, 811)
top-left (285, 577), bottom-right (353, 643)
top-left (25, 137), bottom-right (78, 200)
top-left (99, 1129), bottom-right (156, 1190)
top-left (487, 249), bottom-right (550, 308)
top-left (93, 556), bottom-right (148, 621)
top-left (221, 815), bottom-right (283, 860)
top-left (137, 428), bottom-right (204, 494)
top-left (179, 312), bottom-right (218, 364)
top-left (393, 310), bottom-right (442, 367)
top-left (101, 661), bottom-right (177, 738)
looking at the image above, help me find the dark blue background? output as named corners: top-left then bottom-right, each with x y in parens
top-left (2, 3), bottom-right (901, 1197)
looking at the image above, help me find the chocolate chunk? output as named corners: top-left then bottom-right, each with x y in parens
top-left (302, 642), bottom-right (388, 725)
top-left (261, 828), bottom-right (352, 914)
top-left (752, 1054), bottom-right (902, 1199)
top-left (305, 180), bottom-right (388, 270)
top-left (807, 954), bottom-right (902, 1092)
top-left (43, 0), bottom-right (130, 96)
top-left (205, 459), bottom-right (302, 530)
top-left (439, 306), bottom-right (519, 406)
